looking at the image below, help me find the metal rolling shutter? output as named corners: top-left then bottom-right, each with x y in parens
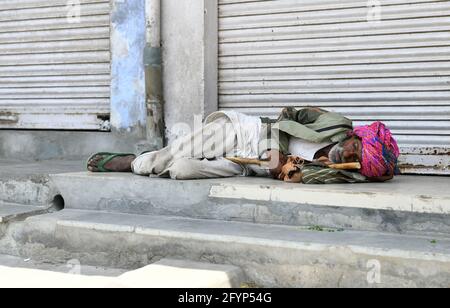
top-left (0, 0), bottom-right (111, 130)
top-left (218, 0), bottom-right (450, 174)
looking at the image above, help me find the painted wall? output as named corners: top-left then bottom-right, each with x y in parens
top-left (111, 0), bottom-right (147, 136)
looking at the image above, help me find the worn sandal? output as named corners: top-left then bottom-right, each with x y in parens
top-left (86, 152), bottom-right (135, 172)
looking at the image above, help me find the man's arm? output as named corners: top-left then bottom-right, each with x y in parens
top-left (267, 107), bottom-right (327, 156)
top-left (259, 107), bottom-right (332, 165)
top-left (318, 156), bottom-right (395, 182)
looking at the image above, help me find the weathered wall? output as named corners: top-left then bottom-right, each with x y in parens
top-left (0, 131), bottom-right (144, 161)
top-left (161, 0), bottom-right (218, 143)
top-left (111, 0), bottom-right (147, 136)
top-left (0, 0), bottom-right (150, 161)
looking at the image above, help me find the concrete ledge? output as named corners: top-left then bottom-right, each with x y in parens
top-left (0, 177), bottom-right (53, 206)
top-left (4, 210), bottom-right (450, 287)
top-left (209, 178), bottom-right (450, 215)
top-left (0, 160), bottom-right (84, 206)
top-left (0, 202), bottom-right (46, 224)
top-left (51, 173), bottom-right (450, 235)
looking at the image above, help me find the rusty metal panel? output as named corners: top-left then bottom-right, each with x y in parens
top-left (218, 0), bottom-right (450, 174)
top-left (0, 0), bottom-right (111, 130)
top-left (399, 153), bottom-right (450, 175)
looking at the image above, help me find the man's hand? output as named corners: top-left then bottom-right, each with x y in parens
top-left (278, 156), bottom-right (304, 183)
top-left (316, 156), bottom-right (333, 166)
top-left (266, 150), bottom-right (288, 179)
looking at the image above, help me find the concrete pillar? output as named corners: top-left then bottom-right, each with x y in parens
top-left (161, 0), bottom-right (218, 143)
top-left (145, 0), bottom-right (164, 148)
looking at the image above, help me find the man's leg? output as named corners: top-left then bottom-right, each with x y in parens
top-left (131, 147), bottom-right (173, 176)
top-left (163, 158), bottom-right (243, 180)
top-left (132, 116), bottom-right (236, 176)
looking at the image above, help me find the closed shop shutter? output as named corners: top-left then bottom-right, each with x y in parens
top-left (218, 0), bottom-right (450, 174)
top-left (0, 0), bottom-right (111, 130)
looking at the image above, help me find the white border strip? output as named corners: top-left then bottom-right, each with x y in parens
top-left (209, 184), bottom-right (450, 215)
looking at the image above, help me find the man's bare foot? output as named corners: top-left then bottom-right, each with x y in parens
top-left (87, 154), bottom-right (136, 172)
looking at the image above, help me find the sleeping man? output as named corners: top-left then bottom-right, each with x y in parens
top-left (87, 107), bottom-right (400, 184)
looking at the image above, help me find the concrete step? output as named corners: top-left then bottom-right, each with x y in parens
top-left (0, 258), bottom-right (244, 288)
top-left (0, 160), bottom-right (83, 206)
top-left (0, 202), bottom-right (46, 224)
top-left (51, 172), bottom-right (450, 236)
top-left (3, 209), bottom-right (450, 287)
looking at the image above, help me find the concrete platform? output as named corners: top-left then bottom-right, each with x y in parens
top-left (51, 172), bottom-right (450, 235)
top-left (0, 160), bottom-right (84, 206)
top-left (1, 159), bottom-right (450, 235)
top-left (0, 202), bottom-right (46, 224)
top-left (2, 161), bottom-right (449, 287)
top-left (2, 209), bottom-right (450, 288)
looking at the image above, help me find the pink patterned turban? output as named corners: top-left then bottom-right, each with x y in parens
top-left (351, 122), bottom-right (400, 178)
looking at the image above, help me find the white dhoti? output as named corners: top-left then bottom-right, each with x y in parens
top-left (131, 111), bottom-right (263, 180)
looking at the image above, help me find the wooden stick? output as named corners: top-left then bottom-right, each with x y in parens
top-left (328, 162), bottom-right (361, 170)
top-left (226, 157), bottom-right (361, 170)
top-left (226, 157), bottom-right (269, 167)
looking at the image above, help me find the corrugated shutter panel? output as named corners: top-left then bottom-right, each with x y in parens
top-left (0, 0), bottom-right (111, 130)
top-left (218, 0), bottom-right (450, 174)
